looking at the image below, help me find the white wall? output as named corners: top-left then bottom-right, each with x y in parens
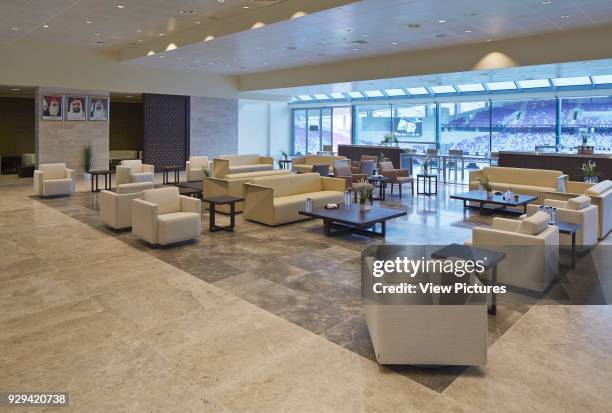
top-left (238, 100), bottom-right (291, 156)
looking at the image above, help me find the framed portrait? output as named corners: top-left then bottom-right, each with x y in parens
top-left (66, 96), bottom-right (87, 121)
top-left (41, 95), bottom-right (64, 121)
top-left (88, 96), bottom-right (109, 121)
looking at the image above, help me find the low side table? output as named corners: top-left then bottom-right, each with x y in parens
top-left (557, 221), bottom-right (580, 269)
top-left (161, 165), bottom-right (181, 185)
top-left (202, 195), bottom-right (243, 232)
top-left (367, 176), bottom-right (391, 201)
top-left (89, 170), bottom-right (111, 192)
top-left (279, 159), bottom-right (292, 170)
top-left (417, 173), bottom-right (438, 196)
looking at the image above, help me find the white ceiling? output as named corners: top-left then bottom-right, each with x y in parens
top-left (127, 0), bottom-right (612, 75)
top-left (2, 0), bottom-right (612, 76)
top-left (0, 0), bottom-right (283, 49)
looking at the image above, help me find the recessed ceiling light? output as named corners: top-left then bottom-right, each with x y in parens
top-left (561, 15), bottom-right (570, 18)
top-left (438, 19), bottom-right (446, 23)
top-left (204, 35), bottom-right (215, 41)
top-left (10, 88), bottom-right (20, 91)
top-left (159, 33), bottom-right (165, 36)
top-left (243, 5), bottom-right (249, 8)
top-left (352, 48), bottom-right (359, 51)
top-left (86, 20), bottom-right (93, 24)
top-left (10, 27), bottom-right (19, 30)
top-left (195, 21), bottom-right (201, 24)
top-left (362, 34), bottom-right (369, 37)
top-left (95, 33), bottom-right (101, 36)
top-left (116, 5), bottom-right (125, 8)
top-left (42, 25), bottom-right (49, 28)
top-left (391, 42), bottom-right (399, 45)
top-left (179, 9), bottom-right (195, 14)
top-left (137, 39), bottom-right (143, 42)
top-left (541, 0), bottom-right (552, 4)
top-left (136, 29), bottom-right (142, 33)
top-left (303, 56), bottom-right (309, 59)
top-left (194, 59), bottom-right (200, 63)
top-left (465, 29), bottom-right (472, 33)
top-left (217, 0), bottom-right (224, 2)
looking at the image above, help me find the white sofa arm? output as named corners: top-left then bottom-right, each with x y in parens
top-left (186, 161), bottom-right (190, 170)
top-left (491, 217), bottom-right (521, 232)
top-left (180, 195), bottom-right (201, 213)
top-left (33, 170), bottom-right (44, 195)
top-left (115, 166), bottom-right (131, 185)
top-left (66, 168), bottom-right (76, 180)
top-left (132, 199), bottom-right (159, 244)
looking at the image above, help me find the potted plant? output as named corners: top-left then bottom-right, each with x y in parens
top-left (354, 178), bottom-right (373, 212)
top-left (382, 133), bottom-right (398, 147)
top-left (83, 145), bottom-right (92, 179)
top-left (201, 165), bottom-right (212, 178)
top-left (280, 150), bottom-right (289, 161)
top-left (423, 157), bottom-right (430, 175)
top-left (479, 175), bottom-right (493, 197)
top-left (378, 152), bottom-right (390, 163)
top-left (581, 160), bottom-right (598, 184)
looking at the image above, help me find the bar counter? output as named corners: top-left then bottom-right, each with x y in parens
top-left (498, 151), bottom-right (612, 181)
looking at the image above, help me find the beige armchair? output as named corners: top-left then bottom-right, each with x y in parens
top-left (379, 161), bottom-right (413, 197)
top-left (34, 163), bottom-right (76, 197)
top-left (350, 155), bottom-right (379, 174)
top-left (468, 211), bottom-right (559, 292)
top-left (538, 179), bottom-right (612, 239)
top-left (186, 156), bottom-right (211, 182)
top-left (132, 187), bottom-right (201, 246)
top-left (115, 160), bottom-right (154, 185)
top-left (292, 155), bottom-right (347, 173)
top-left (99, 182), bottom-right (154, 230)
top-left (525, 195), bottom-right (598, 251)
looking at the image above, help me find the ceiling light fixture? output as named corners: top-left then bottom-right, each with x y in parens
top-left (204, 35), bottom-right (215, 41)
top-left (291, 11), bottom-right (307, 19)
top-left (465, 29), bottom-right (472, 33)
top-left (541, 0), bottom-right (552, 4)
top-left (159, 33), bottom-right (165, 36)
top-left (195, 21), bottom-right (201, 24)
top-left (10, 88), bottom-right (20, 91)
top-left (251, 22), bottom-right (265, 29)
top-left (42, 25), bottom-right (49, 28)
top-left (116, 5), bottom-right (125, 9)
top-left (561, 14), bottom-right (570, 18)
top-left (438, 19), bottom-right (446, 23)
top-left (243, 5), bottom-right (249, 9)
top-left (391, 42), bottom-right (399, 45)
top-left (86, 20), bottom-right (93, 24)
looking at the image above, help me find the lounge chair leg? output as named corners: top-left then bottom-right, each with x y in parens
top-left (399, 183), bottom-right (402, 198)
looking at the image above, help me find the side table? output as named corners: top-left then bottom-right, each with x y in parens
top-left (202, 195), bottom-right (243, 232)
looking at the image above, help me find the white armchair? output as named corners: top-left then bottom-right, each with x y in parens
top-left (186, 156), bottom-right (211, 182)
top-left (99, 182), bottom-right (154, 230)
top-left (34, 163), bottom-right (75, 197)
top-left (132, 187), bottom-right (201, 246)
top-left (115, 160), bottom-right (154, 185)
top-left (468, 211), bottom-right (559, 292)
top-left (525, 196), bottom-right (598, 251)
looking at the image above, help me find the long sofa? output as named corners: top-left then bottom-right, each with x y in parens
top-left (213, 154), bottom-right (274, 177)
top-left (203, 169), bottom-right (292, 213)
top-left (469, 166), bottom-right (566, 198)
top-left (243, 173), bottom-right (345, 226)
top-left (538, 179), bottom-right (612, 239)
top-left (292, 155), bottom-right (347, 173)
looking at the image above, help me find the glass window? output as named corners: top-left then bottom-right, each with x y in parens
top-left (293, 109), bottom-right (307, 155)
top-left (560, 96), bottom-right (612, 153)
top-left (440, 101), bottom-right (490, 156)
top-left (355, 104), bottom-right (392, 146)
top-left (321, 108), bottom-right (332, 150)
top-left (331, 107), bottom-right (352, 151)
top-left (393, 103), bottom-right (436, 146)
top-left (307, 109), bottom-right (321, 154)
top-left (491, 99), bottom-right (556, 152)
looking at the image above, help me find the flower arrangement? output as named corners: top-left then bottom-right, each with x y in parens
top-left (201, 165), bottom-right (212, 178)
top-left (479, 175), bottom-right (493, 194)
top-left (354, 178), bottom-right (373, 211)
top-left (382, 133), bottom-right (398, 146)
top-left (280, 150), bottom-right (289, 160)
top-left (581, 160), bottom-right (598, 183)
top-left (423, 157), bottom-right (431, 173)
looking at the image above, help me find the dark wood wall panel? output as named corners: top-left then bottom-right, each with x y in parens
top-left (143, 94), bottom-right (190, 169)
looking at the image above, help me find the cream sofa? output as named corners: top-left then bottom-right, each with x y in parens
top-left (243, 173), bottom-right (345, 226)
top-left (132, 187), bottom-right (201, 246)
top-left (116, 160), bottom-right (155, 185)
top-left (186, 156), bottom-right (211, 182)
top-left (525, 196), bottom-right (598, 250)
top-left (99, 182), bottom-right (154, 230)
top-left (468, 212), bottom-right (559, 292)
top-left (538, 180), bottom-right (612, 239)
top-left (34, 163), bottom-right (76, 197)
top-left (469, 166), bottom-right (566, 199)
top-left (213, 154), bottom-right (274, 177)
top-left (292, 155), bottom-right (347, 173)
top-left (203, 169), bottom-right (291, 214)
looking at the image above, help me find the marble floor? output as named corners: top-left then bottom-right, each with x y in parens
top-left (1, 173), bottom-right (611, 412)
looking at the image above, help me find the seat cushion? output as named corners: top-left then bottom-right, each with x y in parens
top-left (273, 191), bottom-right (344, 224)
top-left (131, 172), bottom-right (154, 183)
top-left (518, 211), bottom-right (549, 235)
top-left (157, 212), bottom-right (200, 245)
top-left (230, 164), bottom-right (273, 174)
top-left (117, 182), bottom-right (154, 194)
top-left (142, 187), bottom-right (181, 214)
top-left (42, 179), bottom-right (73, 196)
top-left (224, 170), bottom-right (289, 180)
top-left (40, 163), bottom-right (67, 180)
top-left (585, 180), bottom-right (612, 196)
top-left (566, 195), bottom-right (591, 210)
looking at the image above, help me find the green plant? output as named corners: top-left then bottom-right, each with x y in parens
top-left (479, 175), bottom-right (493, 193)
top-left (382, 133), bottom-right (398, 146)
top-left (581, 160), bottom-right (597, 179)
top-left (423, 157), bottom-right (430, 171)
top-left (83, 145), bottom-right (92, 173)
top-left (354, 178), bottom-right (373, 205)
top-left (280, 151), bottom-right (289, 160)
top-left (201, 166), bottom-right (212, 177)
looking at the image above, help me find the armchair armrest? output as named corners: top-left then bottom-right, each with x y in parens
top-left (66, 169), bottom-right (76, 181)
top-left (132, 199), bottom-right (159, 244)
top-left (567, 181), bottom-right (592, 194)
top-left (243, 183), bottom-right (274, 225)
top-left (350, 166), bottom-right (360, 174)
top-left (321, 177), bottom-right (347, 192)
top-left (180, 195), bottom-right (201, 213)
top-left (259, 156), bottom-right (274, 165)
top-left (469, 169), bottom-right (483, 183)
top-left (492, 217), bottom-right (521, 232)
top-left (142, 164), bottom-right (154, 173)
top-left (33, 170), bottom-right (44, 194)
top-left (395, 168), bottom-right (410, 177)
top-left (186, 161), bottom-right (191, 169)
top-left (115, 165), bottom-right (131, 185)
top-left (380, 170), bottom-right (398, 179)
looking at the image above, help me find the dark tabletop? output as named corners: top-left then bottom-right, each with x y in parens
top-left (417, 173), bottom-right (438, 178)
top-left (202, 195), bottom-right (244, 204)
top-left (88, 170), bottom-right (111, 174)
top-left (450, 190), bottom-right (537, 206)
top-left (367, 176), bottom-right (391, 182)
top-left (176, 182), bottom-right (202, 190)
top-left (431, 243), bottom-right (506, 268)
top-left (557, 221), bottom-right (580, 234)
top-left (160, 165), bottom-right (182, 169)
top-left (300, 204), bottom-right (407, 226)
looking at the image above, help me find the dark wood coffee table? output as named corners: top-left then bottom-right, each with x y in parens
top-left (451, 190), bottom-right (537, 215)
top-left (431, 243), bottom-right (506, 315)
top-left (299, 204), bottom-right (407, 237)
top-left (176, 181), bottom-right (202, 198)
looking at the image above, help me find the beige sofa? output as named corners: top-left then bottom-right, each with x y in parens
top-left (469, 166), bottom-right (566, 199)
top-left (243, 173), bottom-right (345, 226)
top-left (538, 180), bottom-right (612, 239)
top-left (213, 154), bottom-right (274, 177)
top-left (203, 169), bottom-right (291, 213)
top-left (99, 182), bottom-right (154, 230)
top-left (292, 155), bottom-right (347, 173)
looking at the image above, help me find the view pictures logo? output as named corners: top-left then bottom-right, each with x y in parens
top-left (372, 257), bottom-right (487, 278)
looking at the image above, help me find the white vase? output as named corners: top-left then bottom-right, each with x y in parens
top-left (360, 203), bottom-right (371, 212)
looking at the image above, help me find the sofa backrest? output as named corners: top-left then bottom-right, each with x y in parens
top-left (189, 156), bottom-right (209, 169)
top-left (224, 170), bottom-right (290, 180)
top-left (585, 180), bottom-right (612, 196)
top-left (40, 163), bottom-right (67, 180)
top-left (117, 182), bottom-right (154, 194)
top-left (252, 173), bottom-right (323, 197)
top-left (142, 187), bottom-right (181, 214)
top-left (482, 166), bottom-right (562, 187)
top-left (219, 154), bottom-right (261, 166)
top-left (121, 159), bottom-right (143, 173)
top-left (304, 155), bottom-right (346, 166)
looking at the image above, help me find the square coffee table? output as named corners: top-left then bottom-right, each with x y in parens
top-left (299, 204), bottom-right (407, 237)
top-left (451, 190), bottom-right (537, 215)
